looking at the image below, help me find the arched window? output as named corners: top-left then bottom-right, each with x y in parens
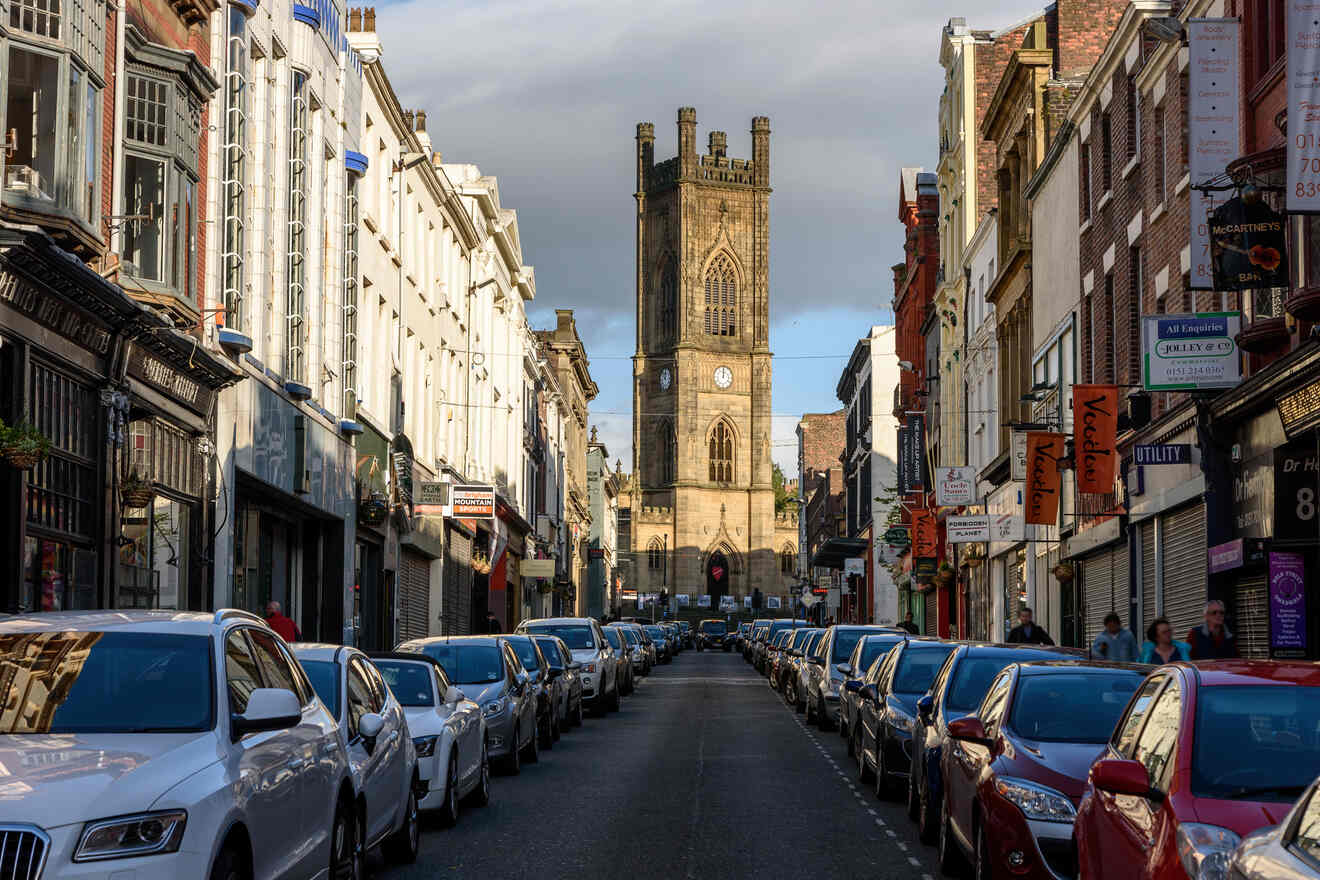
top-left (647, 538), bottom-right (664, 570)
top-left (703, 253), bottom-right (736, 337)
top-left (709, 419), bottom-right (734, 483)
top-left (657, 421), bottom-right (676, 485)
top-left (780, 545), bottom-right (796, 574)
top-left (659, 257), bottom-right (678, 343)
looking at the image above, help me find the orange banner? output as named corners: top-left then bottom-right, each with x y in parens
top-left (1074, 384), bottom-right (1119, 495)
top-left (912, 510), bottom-right (938, 558)
top-left (1024, 432), bottom-right (1066, 526)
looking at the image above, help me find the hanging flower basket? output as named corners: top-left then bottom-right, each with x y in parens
top-left (0, 419), bottom-right (51, 470)
top-left (964, 550), bottom-right (985, 570)
top-left (471, 553), bottom-right (492, 575)
top-left (359, 493), bottom-right (389, 527)
top-left (935, 562), bottom-right (956, 587)
top-left (536, 580), bottom-right (553, 595)
top-left (121, 471), bottom-right (156, 508)
top-left (1052, 562), bottom-right (1075, 583)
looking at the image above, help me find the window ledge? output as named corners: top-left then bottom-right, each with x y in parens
top-left (1122, 154), bottom-right (1140, 180)
top-left (1097, 190), bottom-right (1114, 212)
top-left (1149, 202), bottom-right (1167, 225)
top-left (1175, 173), bottom-right (1191, 196)
top-left (1079, 218), bottom-right (1093, 237)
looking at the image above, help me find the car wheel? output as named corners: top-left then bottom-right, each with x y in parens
top-left (522, 719), bottom-right (540, 763)
top-left (574, 694), bottom-right (585, 726)
top-left (795, 687), bottom-right (806, 715)
top-left (874, 738), bottom-right (889, 798)
top-left (209, 843), bottom-right (249, 880)
top-left (330, 797), bottom-right (362, 880)
top-left (918, 772), bottom-right (938, 844)
top-left (539, 712), bottom-right (554, 750)
top-left (974, 818), bottom-right (992, 880)
top-left (906, 768), bottom-right (921, 821)
top-left (466, 741), bottom-right (491, 806)
top-left (856, 729), bottom-right (873, 783)
top-left (384, 783), bottom-right (420, 863)
top-left (938, 795), bottom-right (968, 877)
top-left (846, 720), bottom-right (856, 758)
top-left (438, 753), bottom-right (461, 827)
top-left (817, 699), bottom-right (834, 732)
top-left (697, 643), bottom-right (705, 652)
top-left (609, 681), bottom-right (621, 712)
top-left (552, 706), bottom-right (562, 741)
top-left (502, 725), bottom-right (522, 775)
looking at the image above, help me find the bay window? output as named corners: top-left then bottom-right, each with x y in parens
top-left (286, 69), bottom-right (310, 386)
top-left (343, 170), bottom-right (360, 413)
top-left (222, 5), bottom-right (250, 332)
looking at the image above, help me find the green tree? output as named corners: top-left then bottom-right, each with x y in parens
top-left (773, 463), bottom-right (792, 514)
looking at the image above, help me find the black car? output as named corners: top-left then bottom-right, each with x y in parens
top-left (503, 634), bottom-right (559, 749)
top-left (856, 638), bottom-right (956, 798)
top-left (697, 619), bottom-right (730, 651)
top-left (906, 642), bottom-right (1079, 842)
top-left (839, 633), bottom-right (910, 748)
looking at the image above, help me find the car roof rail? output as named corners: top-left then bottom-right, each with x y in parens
top-left (214, 608), bottom-right (265, 626)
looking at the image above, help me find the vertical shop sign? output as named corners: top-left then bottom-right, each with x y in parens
top-left (1289, 4), bottom-right (1320, 212)
top-left (1188, 19), bottom-right (1241, 285)
top-left (911, 509), bottom-right (938, 558)
top-left (1074, 385), bottom-right (1118, 494)
top-left (1024, 433), bottom-right (1066, 526)
top-left (907, 414), bottom-right (926, 491)
top-left (1269, 551), bottom-right (1307, 656)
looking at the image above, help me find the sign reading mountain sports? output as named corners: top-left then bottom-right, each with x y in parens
top-left (1188, 18), bottom-right (1240, 288)
top-left (1074, 385), bottom-right (1118, 494)
top-left (1024, 433), bottom-right (1066, 526)
top-left (1141, 312), bottom-right (1242, 391)
top-left (1209, 195), bottom-right (1288, 291)
top-left (1289, 0), bottom-right (1320, 211)
top-left (450, 484), bottom-right (496, 519)
top-left (911, 509), bottom-right (938, 557)
top-left (935, 466), bottom-right (976, 506)
top-left (947, 515), bottom-right (991, 543)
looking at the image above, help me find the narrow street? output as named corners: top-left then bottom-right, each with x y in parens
top-left (375, 651), bottom-right (938, 879)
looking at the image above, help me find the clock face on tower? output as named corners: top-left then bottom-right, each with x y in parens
top-left (713, 366), bottom-right (733, 389)
top-left (659, 368), bottom-right (672, 390)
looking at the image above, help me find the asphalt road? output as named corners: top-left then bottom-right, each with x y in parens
top-left (373, 649), bottom-right (940, 879)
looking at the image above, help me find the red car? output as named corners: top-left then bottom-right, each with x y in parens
top-left (1075, 660), bottom-right (1320, 880)
top-left (938, 660), bottom-right (1146, 879)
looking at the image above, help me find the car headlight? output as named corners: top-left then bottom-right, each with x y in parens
top-left (413, 735), bottom-right (438, 757)
top-left (582, 663), bottom-right (597, 673)
top-left (74, 810), bottom-right (187, 862)
top-left (993, 776), bottom-right (1076, 823)
top-left (1177, 823), bottom-right (1241, 880)
top-left (483, 697), bottom-right (508, 717)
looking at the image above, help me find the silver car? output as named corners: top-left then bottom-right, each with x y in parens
top-left (516, 617), bottom-right (621, 713)
top-left (395, 636), bottom-right (540, 774)
top-left (804, 626), bottom-right (902, 731)
top-left (1229, 774), bottom-right (1320, 880)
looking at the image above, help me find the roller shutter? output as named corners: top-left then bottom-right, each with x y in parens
top-left (924, 589), bottom-right (938, 636)
top-left (1233, 575), bottom-right (1269, 659)
top-left (1140, 520), bottom-right (1156, 635)
top-left (1082, 549), bottom-right (1113, 648)
top-left (398, 550), bottom-right (431, 642)
top-left (1161, 503), bottom-right (1207, 641)
top-left (444, 526), bottom-right (473, 635)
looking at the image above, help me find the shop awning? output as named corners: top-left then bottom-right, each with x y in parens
top-left (811, 537), bottom-right (868, 570)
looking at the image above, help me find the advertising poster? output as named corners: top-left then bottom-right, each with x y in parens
top-left (1188, 18), bottom-right (1240, 285)
top-left (1269, 551), bottom-right (1307, 656)
top-left (1074, 385), bottom-right (1118, 494)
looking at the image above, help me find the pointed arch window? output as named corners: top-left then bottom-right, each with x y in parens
top-left (703, 253), bottom-right (737, 337)
top-left (647, 538), bottom-right (664, 570)
top-left (709, 419), bottom-right (734, 483)
top-left (780, 545), bottom-right (796, 574)
top-left (657, 421), bottom-right (676, 485)
top-left (659, 257), bottom-right (678, 343)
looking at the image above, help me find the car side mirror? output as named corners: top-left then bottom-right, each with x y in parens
top-left (808, 656), bottom-right (825, 667)
top-left (844, 680), bottom-right (862, 694)
top-left (445, 685), bottom-right (465, 705)
top-left (947, 716), bottom-right (991, 746)
top-left (359, 711), bottom-right (385, 753)
top-left (547, 667), bottom-right (563, 680)
top-left (1091, 759), bottom-right (1163, 801)
top-left (232, 688), bottom-right (302, 740)
top-left (917, 695), bottom-right (935, 721)
top-left (835, 663), bottom-right (853, 675)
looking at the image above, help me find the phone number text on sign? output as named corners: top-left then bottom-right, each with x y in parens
top-left (1288, 2), bottom-right (1320, 211)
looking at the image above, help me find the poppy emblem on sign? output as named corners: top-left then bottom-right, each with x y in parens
top-left (712, 566), bottom-right (725, 582)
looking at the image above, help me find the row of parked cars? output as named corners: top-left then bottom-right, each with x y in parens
top-left (734, 618), bottom-right (1320, 880)
top-left (0, 609), bottom-right (694, 880)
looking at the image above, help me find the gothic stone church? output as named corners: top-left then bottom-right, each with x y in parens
top-left (630, 108), bottom-right (798, 607)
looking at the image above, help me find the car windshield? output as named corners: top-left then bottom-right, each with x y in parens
top-left (374, 661), bottom-right (435, 707)
top-left (892, 645), bottom-right (957, 694)
top-left (947, 655), bottom-right (1024, 711)
top-left (803, 632), bottom-right (823, 653)
top-left (0, 631), bottom-right (213, 733)
top-left (524, 624), bottom-right (596, 650)
top-left (603, 629), bottom-right (623, 650)
top-left (1009, 672), bottom-right (1141, 743)
top-left (301, 660), bottom-right (341, 717)
top-left (620, 629), bottom-right (640, 646)
top-left (1191, 685), bottom-right (1320, 801)
top-left (533, 638), bottom-right (565, 665)
top-left (416, 644), bottom-right (505, 684)
top-left (855, 637), bottom-right (903, 673)
top-left (507, 639), bottom-right (543, 672)
top-left (700, 621), bottom-right (727, 635)
top-left (831, 629), bottom-right (867, 664)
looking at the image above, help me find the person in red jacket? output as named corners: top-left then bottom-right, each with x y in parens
top-left (265, 601), bottom-right (301, 643)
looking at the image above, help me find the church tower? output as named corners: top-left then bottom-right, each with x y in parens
top-left (632, 108), bottom-right (790, 606)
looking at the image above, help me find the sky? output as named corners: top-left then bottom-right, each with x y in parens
top-left (375, 0), bottom-right (1045, 478)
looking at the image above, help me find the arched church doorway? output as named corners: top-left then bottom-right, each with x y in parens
top-left (707, 551), bottom-right (729, 605)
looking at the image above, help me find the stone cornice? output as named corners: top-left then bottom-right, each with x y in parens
top-left (981, 48), bottom-right (1053, 143)
top-left (124, 25), bottom-right (220, 98)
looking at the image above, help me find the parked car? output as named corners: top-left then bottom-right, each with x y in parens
top-left (839, 633), bottom-right (910, 750)
top-left (907, 643), bottom-right (1076, 844)
top-left (661, 622), bottom-right (682, 655)
top-left (1229, 772), bottom-right (1320, 880)
top-left (601, 625), bottom-right (635, 696)
top-left (395, 635), bottom-right (540, 774)
top-left (749, 619), bottom-right (773, 666)
top-left (0, 610), bottom-right (374, 880)
top-left (757, 619), bottom-right (809, 673)
top-left (940, 660), bottom-right (1145, 880)
top-left (696, 618), bottom-right (728, 651)
top-left (787, 629), bottom-right (827, 713)
top-left (369, 652), bottom-right (490, 824)
top-left (767, 628), bottom-right (800, 690)
top-left (503, 634), bottom-right (560, 747)
top-left (735, 622), bottom-right (753, 653)
top-left (856, 637), bottom-right (957, 798)
top-left (645, 624), bottom-right (673, 664)
top-left (516, 617), bottom-right (621, 713)
top-left (677, 621), bottom-right (694, 648)
top-left (1076, 660), bottom-right (1320, 880)
top-left (614, 623), bottom-right (653, 675)
top-left (804, 625), bottom-right (899, 731)
top-left (530, 634), bottom-right (585, 728)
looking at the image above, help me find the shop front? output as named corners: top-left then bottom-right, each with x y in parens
top-left (352, 420), bottom-right (394, 649)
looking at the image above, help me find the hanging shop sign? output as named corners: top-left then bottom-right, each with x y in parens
top-left (1208, 195), bottom-right (1288, 291)
top-left (126, 347), bottom-right (217, 415)
top-left (521, 558), bottom-right (555, 578)
top-left (391, 434), bottom-right (415, 514)
top-left (1011, 430), bottom-right (1029, 483)
top-left (1074, 385), bottom-right (1118, 494)
top-left (1289, 1), bottom-right (1320, 212)
top-left (1269, 551), bottom-right (1308, 657)
top-left (451, 484), bottom-right (496, 519)
top-left (911, 510), bottom-right (938, 557)
top-left (914, 557), bottom-right (938, 580)
top-left (935, 466), bottom-right (976, 507)
top-left (1133, 444), bottom-right (1192, 466)
top-left (907, 414), bottom-right (926, 491)
top-left (883, 526), bottom-right (910, 546)
top-left (415, 481), bottom-right (451, 517)
top-left (946, 515), bottom-right (991, 543)
top-left (990, 513), bottom-right (1025, 543)
top-left (1140, 313), bottom-right (1242, 391)
top-left (1188, 18), bottom-right (1241, 288)
top-left (1024, 433), bottom-right (1066, 526)
top-left (844, 557), bottom-right (865, 576)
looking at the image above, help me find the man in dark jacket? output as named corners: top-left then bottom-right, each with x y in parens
top-left (484, 611), bottom-right (502, 634)
top-left (1006, 607), bottom-right (1054, 645)
top-left (1186, 600), bottom-right (1239, 659)
top-left (896, 611), bottom-right (919, 634)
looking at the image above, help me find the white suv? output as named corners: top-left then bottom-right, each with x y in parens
top-left (515, 618), bottom-right (620, 713)
top-left (0, 609), bottom-right (364, 879)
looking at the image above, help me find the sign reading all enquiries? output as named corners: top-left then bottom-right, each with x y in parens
top-left (1141, 313), bottom-right (1242, 391)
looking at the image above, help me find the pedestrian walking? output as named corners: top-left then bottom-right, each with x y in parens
top-left (897, 611), bottom-right (918, 634)
top-left (1140, 617), bottom-right (1191, 665)
top-left (1006, 607), bottom-right (1054, 645)
top-left (1091, 612), bottom-right (1138, 661)
top-left (1186, 600), bottom-right (1239, 659)
top-left (484, 610), bottom-right (502, 633)
top-left (264, 601), bottom-right (301, 642)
